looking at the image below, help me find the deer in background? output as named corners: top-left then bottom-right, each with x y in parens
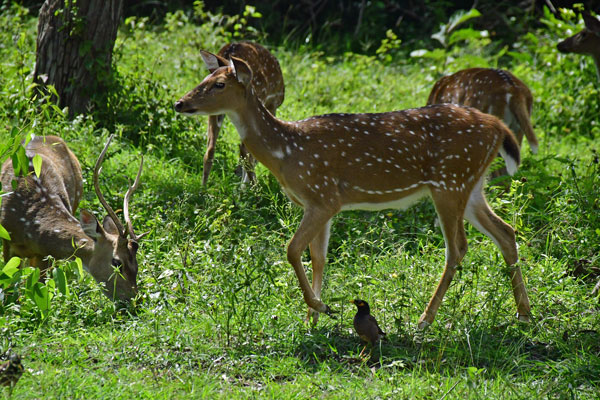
top-left (174, 53), bottom-right (532, 327)
top-left (427, 68), bottom-right (539, 178)
top-left (557, 12), bottom-right (600, 81)
top-left (0, 135), bottom-right (146, 301)
top-left (199, 42), bottom-right (285, 185)
top-left (558, 11), bottom-right (600, 296)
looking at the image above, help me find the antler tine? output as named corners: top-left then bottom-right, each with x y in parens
top-left (93, 134), bottom-right (127, 238)
top-left (123, 155), bottom-right (147, 241)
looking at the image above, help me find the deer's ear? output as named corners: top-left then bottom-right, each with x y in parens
top-left (102, 215), bottom-right (120, 235)
top-left (80, 209), bottom-right (101, 239)
top-left (583, 12), bottom-right (600, 33)
top-left (230, 56), bottom-right (252, 87)
top-left (200, 51), bottom-right (229, 73)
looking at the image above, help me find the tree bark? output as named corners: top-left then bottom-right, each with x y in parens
top-left (33, 0), bottom-right (123, 116)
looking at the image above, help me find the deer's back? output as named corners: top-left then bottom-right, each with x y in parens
top-left (0, 136), bottom-right (83, 258)
top-left (218, 42), bottom-right (285, 110)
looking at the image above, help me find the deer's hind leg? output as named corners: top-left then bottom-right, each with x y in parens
top-left (464, 178), bottom-right (531, 322)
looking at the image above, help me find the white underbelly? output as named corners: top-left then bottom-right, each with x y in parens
top-left (341, 187), bottom-right (430, 211)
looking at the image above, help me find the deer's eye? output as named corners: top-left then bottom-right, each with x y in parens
top-left (214, 82), bottom-right (225, 89)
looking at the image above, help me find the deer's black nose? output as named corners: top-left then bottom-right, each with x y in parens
top-left (174, 101), bottom-right (183, 112)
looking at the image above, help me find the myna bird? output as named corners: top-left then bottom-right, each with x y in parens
top-left (0, 352), bottom-right (24, 392)
top-left (350, 299), bottom-right (385, 356)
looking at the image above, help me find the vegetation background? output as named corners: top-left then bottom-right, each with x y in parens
top-left (1, 0), bottom-right (600, 398)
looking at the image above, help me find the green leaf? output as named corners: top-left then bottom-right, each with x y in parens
top-left (31, 281), bottom-right (50, 312)
top-left (32, 154), bottom-right (42, 177)
top-left (412, 48), bottom-right (446, 61)
top-left (2, 257), bottom-right (21, 277)
top-left (71, 257), bottom-right (84, 280)
top-left (447, 8), bottom-right (481, 33)
top-left (0, 223), bottom-right (10, 240)
top-left (448, 28), bottom-right (483, 45)
top-left (432, 8), bottom-right (481, 47)
top-left (11, 145), bottom-right (29, 177)
top-left (53, 266), bottom-right (69, 296)
top-left (26, 267), bottom-right (40, 290)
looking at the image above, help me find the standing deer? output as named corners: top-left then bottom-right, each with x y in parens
top-left (0, 135), bottom-right (145, 301)
top-left (174, 53), bottom-right (532, 327)
top-left (427, 68), bottom-right (539, 177)
top-left (199, 42), bottom-right (285, 185)
top-left (557, 12), bottom-right (600, 81)
top-left (558, 11), bottom-right (600, 296)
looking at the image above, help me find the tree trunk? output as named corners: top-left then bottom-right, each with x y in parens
top-left (33, 0), bottom-right (123, 116)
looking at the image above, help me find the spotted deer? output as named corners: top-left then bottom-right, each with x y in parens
top-left (427, 68), bottom-right (538, 178)
top-left (174, 53), bottom-right (532, 327)
top-left (199, 42), bottom-right (285, 185)
top-left (557, 12), bottom-right (600, 81)
top-left (0, 135), bottom-right (146, 301)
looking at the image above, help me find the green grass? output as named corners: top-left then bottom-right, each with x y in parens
top-left (1, 4), bottom-right (600, 399)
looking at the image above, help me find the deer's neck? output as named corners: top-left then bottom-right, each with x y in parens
top-left (225, 91), bottom-right (297, 172)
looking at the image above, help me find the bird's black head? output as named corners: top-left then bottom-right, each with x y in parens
top-left (8, 353), bottom-right (21, 364)
top-left (350, 299), bottom-right (371, 314)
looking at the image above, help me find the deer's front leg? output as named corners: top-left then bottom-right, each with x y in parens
top-left (203, 114), bottom-right (224, 186)
top-left (306, 219), bottom-right (332, 325)
top-left (287, 207), bottom-right (336, 319)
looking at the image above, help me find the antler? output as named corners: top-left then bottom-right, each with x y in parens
top-left (93, 134), bottom-right (127, 238)
top-left (123, 155), bottom-right (148, 241)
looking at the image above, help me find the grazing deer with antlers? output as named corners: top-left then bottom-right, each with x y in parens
top-left (0, 135), bottom-right (145, 301)
top-left (199, 42), bottom-right (285, 185)
top-left (174, 53), bottom-right (532, 327)
top-left (427, 68), bottom-right (539, 177)
top-left (557, 12), bottom-right (600, 81)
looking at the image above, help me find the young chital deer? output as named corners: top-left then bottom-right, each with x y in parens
top-left (174, 53), bottom-right (532, 327)
top-left (427, 68), bottom-right (538, 177)
top-left (199, 42), bottom-right (285, 185)
top-left (0, 135), bottom-right (146, 301)
top-left (557, 12), bottom-right (600, 81)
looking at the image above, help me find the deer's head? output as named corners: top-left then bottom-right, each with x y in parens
top-left (174, 52), bottom-right (253, 116)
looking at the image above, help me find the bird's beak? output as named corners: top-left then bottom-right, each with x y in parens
top-left (349, 299), bottom-right (355, 304)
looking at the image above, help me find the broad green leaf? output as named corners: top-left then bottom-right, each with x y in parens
top-left (24, 132), bottom-right (34, 146)
top-left (432, 8), bottom-right (481, 46)
top-left (446, 8), bottom-right (481, 33)
top-left (32, 154), bottom-right (42, 178)
top-left (53, 266), bottom-right (69, 296)
top-left (26, 267), bottom-right (40, 290)
top-left (0, 223), bottom-right (10, 240)
top-left (448, 28), bottom-right (483, 45)
top-left (71, 257), bottom-right (84, 280)
top-left (31, 281), bottom-right (50, 312)
top-left (2, 257), bottom-right (21, 277)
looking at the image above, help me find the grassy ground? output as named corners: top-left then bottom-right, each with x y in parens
top-left (1, 5), bottom-right (599, 399)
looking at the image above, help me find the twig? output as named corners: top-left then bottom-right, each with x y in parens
top-left (439, 380), bottom-right (459, 400)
